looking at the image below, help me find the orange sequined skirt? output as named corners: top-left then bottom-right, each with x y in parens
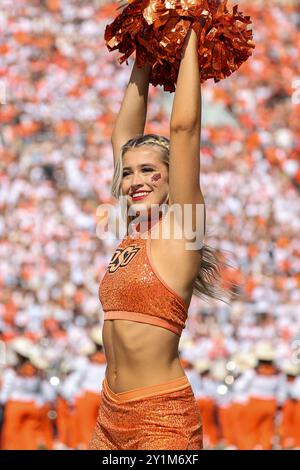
top-left (88, 375), bottom-right (203, 450)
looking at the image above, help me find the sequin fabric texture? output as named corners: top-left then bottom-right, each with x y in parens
top-left (89, 376), bottom-right (203, 450)
top-left (99, 230), bottom-right (188, 336)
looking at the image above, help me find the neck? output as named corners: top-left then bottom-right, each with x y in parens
top-left (129, 209), bottom-right (163, 234)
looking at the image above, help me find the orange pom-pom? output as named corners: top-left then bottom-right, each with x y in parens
top-left (105, 0), bottom-right (255, 92)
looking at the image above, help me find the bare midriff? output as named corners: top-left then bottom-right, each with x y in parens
top-left (102, 319), bottom-right (186, 394)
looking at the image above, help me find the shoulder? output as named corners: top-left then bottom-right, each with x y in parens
top-left (150, 210), bottom-right (202, 278)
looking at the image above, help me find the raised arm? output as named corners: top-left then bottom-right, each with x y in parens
top-left (111, 59), bottom-right (151, 167)
top-left (169, 27), bottom-right (205, 234)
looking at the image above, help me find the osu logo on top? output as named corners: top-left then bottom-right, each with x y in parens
top-left (108, 245), bottom-right (141, 273)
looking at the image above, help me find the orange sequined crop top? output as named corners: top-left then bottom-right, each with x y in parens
top-left (99, 219), bottom-right (188, 336)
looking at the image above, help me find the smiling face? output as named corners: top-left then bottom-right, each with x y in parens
top-left (121, 145), bottom-right (169, 218)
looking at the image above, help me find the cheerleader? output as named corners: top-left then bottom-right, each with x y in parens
top-left (90, 0), bottom-right (254, 450)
